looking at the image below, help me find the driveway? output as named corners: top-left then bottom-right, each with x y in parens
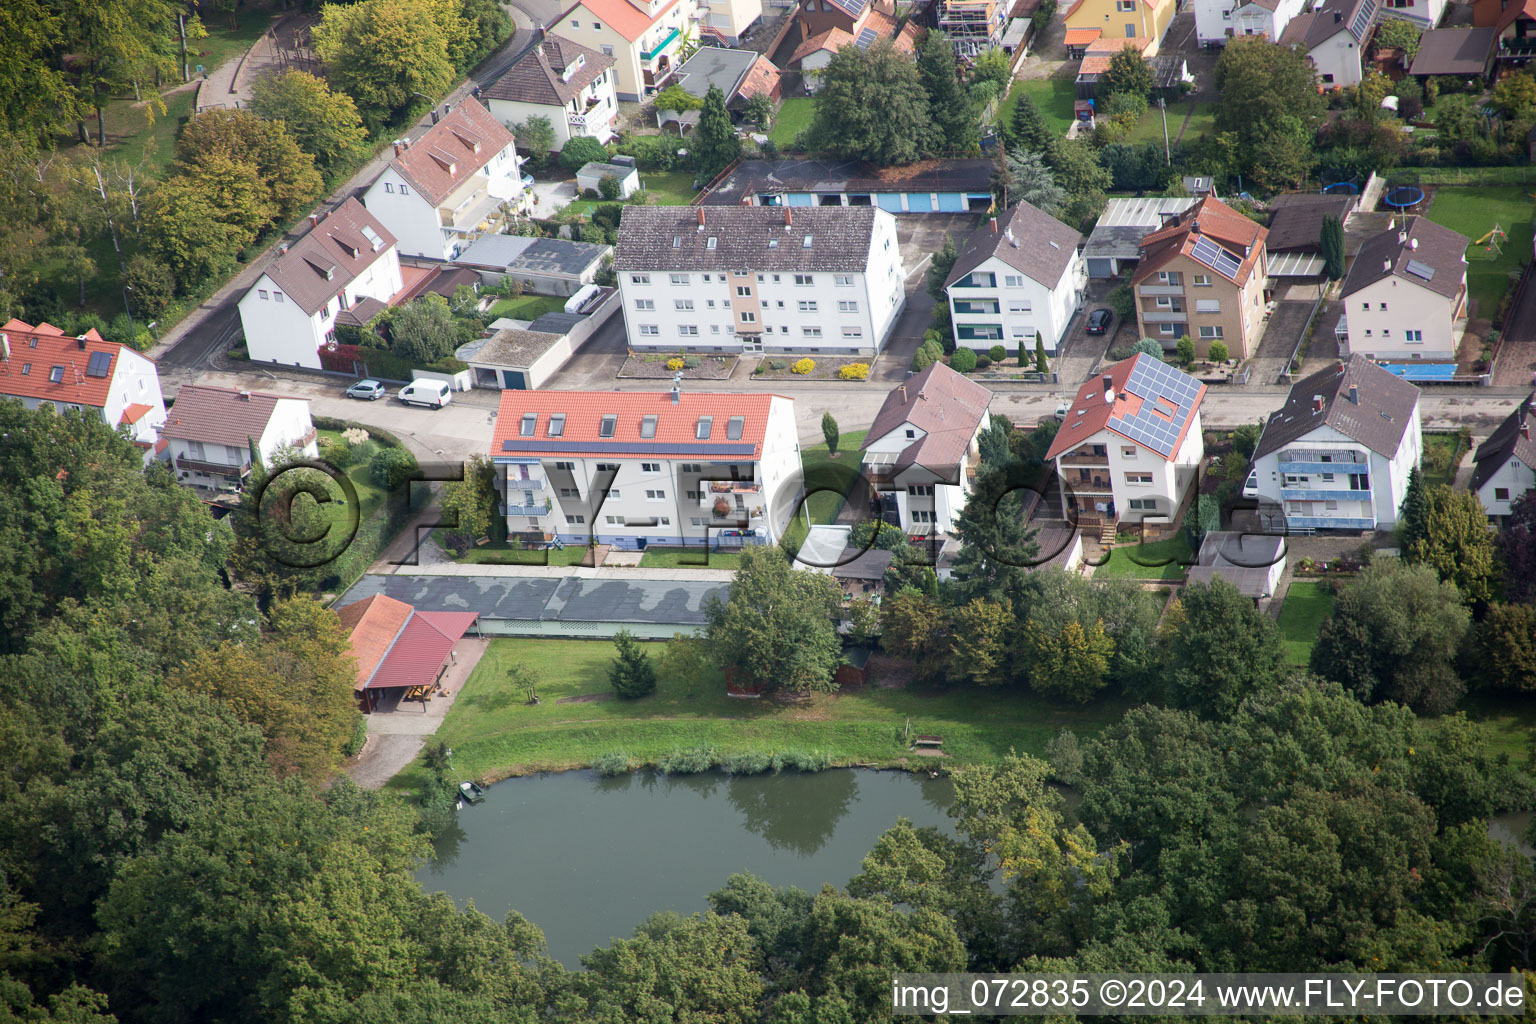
top-left (1494, 266), bottom-right (1536, 387)
top-left (1248, 298), bottom-right (1315, 383)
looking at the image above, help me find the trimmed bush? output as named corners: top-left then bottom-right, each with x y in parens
top-left (837, 362), bottom-right (870, 380)
top-left (1108, 342), bottom-right (1138, 361)
top-left (950, 347), bottom-right (978, 372)
top-left (592, 751), bottom-right (632, 777)
top-left (342, 715), bottom-right (367, 758)
top-left (666, 357), bottom-right (685, 371)
top-left (988, 345), bottom-right (1007, 363)
top-left (1208, 340), bottom-right (1229, 362)
top-left (682, 355), bottom-right (702, 368)
top-left (791, 357), bottom-right (816, 374)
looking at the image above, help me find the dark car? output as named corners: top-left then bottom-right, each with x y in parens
top-left (1085, 308), bottom-right (1113, 335)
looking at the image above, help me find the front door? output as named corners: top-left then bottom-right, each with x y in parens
top-left (742, 338), bottom-right (762, 353)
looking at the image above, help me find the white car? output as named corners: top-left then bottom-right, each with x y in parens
top-left (398, 379), bottom-right (452, 409)
top-left (1242, 471), bottom-right (1259, 499)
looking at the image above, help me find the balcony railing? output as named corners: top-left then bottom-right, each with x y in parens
top-left (709, 481), bottom-right (762, 494)
top-left (504, 473), bottom-right (546, 491)
top-left (502, 499), bottom-right (551, 516)
top-left (1140, 310), bottom-right (1187, 323)
top-left (1284, 516), bottom-right (1375, 530)
top-left (641, 27), bottom-right (681, 61)
top-left (1280, 488), bottom-right (1372, 502)
top-left (1059, 451), bottom-right (1108, 465)
top-left (176, 454), bottom-right (250, 477)
top-left (1138, 284), bottom-right (1184, 296)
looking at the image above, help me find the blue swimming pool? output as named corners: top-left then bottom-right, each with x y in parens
top-left (1379, 362), bottom-right (1459, 381)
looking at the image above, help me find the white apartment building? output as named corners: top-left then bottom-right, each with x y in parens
top-left (860, 363), bottom-right (992, 537)
top-left (489, 388), bottom-right (800, 549)
top-left (943, 201), bottom-right (1087, 357)
top-left (556, 0), bottom-right (691, 100)
top-left (1339, 216), bottom-right (1468, 361)
top-left (614, 205), bottom-right (905, 356)
top-left (1251, 355), bottom-right (1423, 532)
top-left (237, 199), bottom-right (403, 369)
top-left (1045, 353), bottom-right (1207, 528)
top-left (1472, 393), bottom-right (1536, 520)
top-left (482, 33), bottom-right (620, 153)
top-left (0, 318), bottom-right (166, 451)
top-left (362, 99), bottom-right (526, 261)
top-left (161, 385), bottom-right (318, 492)
top-left (1196, 0), bottom-right (1306, 45)
top-left (1278, 0), bottom-right (1378, 87)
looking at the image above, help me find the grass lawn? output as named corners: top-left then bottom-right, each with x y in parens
top-left (769, 97), bottom-right (816, 148)
top-left (800, 429), bottom-right (869, 525)
top-left (638, 547), bottom-right (743, 569)
top-left (487, 294), bottom-right (568, 321)
top-left (639, 169), bottom-right (701, 204)
top-left (1421, 432), bottom-right (1467, 488)
top-left (1459, 694), bottom-right (1536, 763)
top-left (1091, 533), bottom-right (1193, 580)
top-left (318, 429), bottom-right (388, 520)
top-left (443, 537), bottom-right (596, 566)
top-left (1424, 185), bottom-right (1534, 320)
top-left (996, 77), bottom-right (1078, 136)
top-left (391, 638), bottom-right (1132, 787)
top-left (1276, 581), bottom-right (1334, 667)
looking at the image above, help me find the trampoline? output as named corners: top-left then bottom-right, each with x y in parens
top-left (1383, 185), bottom-right (1426, 211)
top-left (1322, 181), bottom-right (1359, 195)
top-left (1379, 362), bottom-right (1458, 381)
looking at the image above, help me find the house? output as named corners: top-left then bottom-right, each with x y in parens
top-left (488, 389), bottom-right (800, 549)
top-left (943, 201), bottom-right (1087, 357)
top-left (0, 319), bottom-right (165, 454)
top-left (614, 205), bottom-right (905, 356)
top-left (1279, 0), bottom-right (1378, 87)
top-left (698, 157), bottom-right (996, 212)
top-left (1061, 0), bottom-right (1177, 57)
top-left (790, 2), bottom-right (922, 86)
top-left (1083, 196), bottom-right (1197, 278)
top-left (1196, 0), bottom-right (1307, 47)
top-left (656, 47), bottom-right (781, 126)
top-left (1408, 27), bottom-right (1498, 81)
top-left (361, 99), bottom-right (525, 261)
top-left (456, 288), bottom-right (621, 389)
top-left (481, 32), bottom-right (619, 153)
top-left (160, 385), bottom-right (318, 493)
top-left (937, 0), bottom-right (1011, 55)
top-left (1046, 354), bottom-right (1206, 531)
top-left (1379, 0), bottom-right (1445, 30)
top-left (699, 0), bottom-right (765, 44)
top-left (860, 362), bottom-right (992, 537)
top-left (336, 593), bottom-right (480, 713)
top-left (237, 199), bottom-right (403, 370)
top-left (454, 234), bottom-right (612, 296)
top-left (1264, 192), bottom-right (1356, 280)
top-left (1472, 392), bottom-right (1536, 519)
top-left (1338, 215), bottom-right (1468, 360)
top-left (1251, 354), bottom-right (1423, 531)
top-left (1186, 531), bottom-right (1287, 598)
top-left (575, 158), bottom-right (642, 197)
top-left (555, 0), bottom-right (692, 100)
top-left (1130, 195), bottom-right (1270, 359)
top-left (1473, 0), bottom-right (1536, 63)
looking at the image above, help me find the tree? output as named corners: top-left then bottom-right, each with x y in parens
top-left (879, 587), bottom-right (948, 681)
top-left (311, 0), bottom-right (460, 125)
top-left (1494, 69), bottom-right (1536, 119)
top-left (1213, 39), bottom-right (1324, 192)
top-left (1320, 212), bottom-right (1345, 281)
top-left (653, 83), bottom-right (701, 115)
top-left (1034, 333), bottom-right (1048, 374)
top-left (805, 41), bottom-right (934, 166)
top-left (598, 173), bottom-right (621, 200)
top-left (1208, 339), bottom-right (1229, 362)
top-left (1133, 337), bottom-right (1163, 358)
top-left (1007, 93), bottom-right (1053, 155)
top-left (951, 347), bottom-right (978, 372)
top-left (946, 598), bottom-right (1011, 687)
top-left (370, 446), bottom-right (419, 491)
top-left (1022, 617), bottom-right (1114, 702)
top-left (58, 0), bottom-right (179, 145)
top-left (515, 115), bottom-right (555, 169)
top-left (1472, 603), bottom-right (1536, 692)
top-left (821, 412), bottom-right (839, 453)
top-left (0, 0), bottom-right (82, 142)
top-left (1049, 138), bottom-right (1112, 228)
top-left (704, 547), bottom-right (843, 693)
top-left (578, 911), bottom-right (763, 1024)
top-left (972, 48), bottom-right (1012, 97)
top-left (926, 235), bottom-right (959, 305)
top-left (998, 147), bottom-right (1065, 213)
top-left (1374, 17), bottom-right (1422, 60)
top-left (1496, 491), bottom-right (1536, 603)
top-left (142, 177), bottom-right (247, 286)
top-left (122, 253), bottom-right (175, 317)
top-left (658, 631), bottom-right (714, 698)
top-left (1103, 45), bottom-right (1154, 98)
top-left (1175, 334), bottom-right (1195, 365)
top-left (1311, 559), bottom-right (1471, 713)
top-left (1160, 577), bottom-right (1288, 717)
top-left (560, 134), bottom-right (608, 172)
top-left (1401, 483), bottom-right (1498, 605)
top-left (250, 70), bottom-right (369, 173)
top-left (946, 466), bottom-right (1040, 607)
top-left (173, 107), bottom-right (324, 225)
top-left (918, 31), bottom-right (977, 154)
top-left (608, 629), bottom-right (658, 698)
top-left (388, 294), bottom-right (467, 364)
top-left (439, 454), bottom-right (497, 551)
top-left (744, 91), bottom-right (773, 129)
top-left (1399, 465), bottom-right (1428, 546)
top-left (693, 85), bottom-right (741, 183)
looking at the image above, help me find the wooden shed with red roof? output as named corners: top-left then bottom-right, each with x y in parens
top-left (336, 593), bottom-right (481, 712)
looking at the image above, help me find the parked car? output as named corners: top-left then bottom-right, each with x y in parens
top-left (1242, 471), bottom-right (1259, 499)
top-left (345, 379), bottom-right (386, 401)
top-left (1085, 309), bottom-right (1113, 335)
top-left (398, 379), bottom-right (452, 409)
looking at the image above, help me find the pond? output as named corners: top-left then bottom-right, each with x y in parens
top-left (418, 768), bottom-right (956, 966)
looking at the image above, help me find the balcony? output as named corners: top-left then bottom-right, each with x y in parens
top-left (502, 499), bottom-right (551, 516)
top-left (176, 454), bottom-right (249, 478)
top-left (1140, 310), bottom-right (1187, 323)
top-left (709, 481), bottom-right (762, 494)
top-left (1280, 488), bottom-right (1372, 502)
top-left (504, 475), bottom-right (546, 492)
top-left (641, 27), bottom-right (681, 61)
top-left (1138, 284), bottom-right (1184, 296)
top-left (1070, 477), bottom-right (1114, 493)
top-left (1059, 449), bottom-right (1108, 465)
top-left (441, 189), bottom-right (512, 235)
top-left (1278, 463), bottom-right (1366, 476)
top-left (1283, 516), bottom-right (1375, 530)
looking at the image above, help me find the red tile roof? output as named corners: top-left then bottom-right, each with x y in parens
top-left (336, 594), bottom-right (415, 691)
top-left (0, 319), bottom-right (134, 409)
top-left (1063, 26), bottom-right (1101, 43)
top-left (564, 0), bottom-right (678, 41)
top-left (389, 99), bottom-right (517, 207)
top-left (489, 391), bottom-right (788, 460)
top-left (120, 403), bottom-right (155, 425)
top-left (366, 611), bottom-right (479, 690)
top-left (1045, 352), bottom-right (1205, 462)
top-left (1132, 195), bottom-right (1267, 287)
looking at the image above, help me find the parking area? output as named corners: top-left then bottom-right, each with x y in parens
top-left (1248, 298), bottom-right (1316, 383)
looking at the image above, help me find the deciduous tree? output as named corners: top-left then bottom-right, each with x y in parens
top-left (250, 70), bottom-right (369, 173)
top-left (1472, 602), bottom-right (1536, 692)
top-left (312, 0), bottom-right (461, 124)
top-left (514, 115), bottom-right (556, 169)
top-left (439, 454), bottom-right (498, 549)
top-left (1496, 491), bottom-right (1536, 603)
top-left (1103, 45), bottom-right (1154, 98)
top-left (173, 107), bottom-right (323, 224)
top-left (578, 911), bottom-right (763, 1024)
top-left (1160, 577), bottom-right (1287, 717)
top-left (806, 41), bottom-right (935, 166)
top-left (1213, 39), bottom-right (1324, 191)
top-left (704, 547), bottom-right (843, 692)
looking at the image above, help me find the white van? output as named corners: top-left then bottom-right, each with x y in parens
top-left (398, 379), bottom-right (452, 409)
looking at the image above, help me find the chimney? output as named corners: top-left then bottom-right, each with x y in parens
top-left (1522, 423), bottom-right (1530, 441)
top-left (697, 208), bottom-right (706, 230)
top-left (393, 140), bottom-right (403, 156)
top-left (238, 390), bottom-right (251, 401)
top-left (431, 108), bottom-right (441, 125)
top-left (990, 218), bottom-right (998, 234)
top-left (671, 384), bottom-right (680, 404)
top-left (309, 213), bottom-right (319, 228)
top-left (898, 384), bottom-right (908, 403)
top-left (1312, 394), bottom-right (1324, 413)
top-left (1191, 219), bottom-right (1201, 235)
top-left (783, 206), bottom-right (792, 228)
top-left (1349, 384), bottom-right (1359, 404)
top-left (77, 336), bottom-right (87, 350)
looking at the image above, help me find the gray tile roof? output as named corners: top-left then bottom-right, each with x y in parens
top-left (1472, 391), bottom-right (1536, 492)
top-left (615, 205), bottom-right (879, 272)
top-left (1280, 0), bottom-right (1377, 49)
top-left (261, 198), bottom-right (398, 317)
top-left (1408, 27), bottom-right (1496, 76)
top-left (945, 201), bottom-right (1081, 289)
top-left (862, 362), bottom-right (992, 478)
top-left (1264, 194), bottom-right (1356, 253)
top-left (1341, 215), bottom-right (1468, 300)
top-left (338, 572), bottom-right (728, 625)
top-left (162, 385), bottom-right (284, 447)
top-left (1253, 355), bottom-right (1421, 461)
top-left (482, 34), bottom-right (614, 109)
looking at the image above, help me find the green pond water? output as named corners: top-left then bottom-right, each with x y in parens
top-left (418, 768), bottom-right (956, 966)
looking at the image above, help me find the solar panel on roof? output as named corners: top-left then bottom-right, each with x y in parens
top-left (1405, 259), bottom-right (1436, 281)
top-left (855, 27), bottom-right (878, 47)
top-left (1117, 357), bottom-right (1200, 458)
top-left (1189, 235), bottom-right (1244, 280)
top-left (1350, 0), bottom-right (1375, 39)
top-left (85, 351), bottom-right (110, 378)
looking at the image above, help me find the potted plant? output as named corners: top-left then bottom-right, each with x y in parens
top-left (713, 497), bottom-right (731, 518)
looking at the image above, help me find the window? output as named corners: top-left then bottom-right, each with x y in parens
top-left (835, 275), bottom-right (853, 286)
top-left (1325, 500), bottom-right (1339, 511)
top-left (1496, 487), bottom-right (1511, 500)
top-left (775, 301), bottom-right (784, 308)
top-left (1196, 299), bottom-right (1220, 314)
top-left (1008, 299), bottom-right (1032, 314)
top-left (1361, 302), bottom-right (1370, 311)
top-left (911, 510), bottom-right (935, 523)
top-left (607, 489), bottom-right (621, 498)
top-left (606, 516), bottom-right (623, 525)
top-left (727, 416), bottom-right (744, 440)
top-left (907, 485), bottom-right (934, 496)
top-left (842, 327), bottom-right (863, 338)
top-left (1382, 329), bottom-right (1391, 338)
top-left (384, 183), bottom-right (394, 194)
top-left (601, 43), bottom-right (614, 56)
top-left (1379, 302), bottom-right (1387, 310)
top-left (1003, 274), bottom-right (1024, 287)
top-left (560, 487), bottom-right (580, 498)
top-left (631, 274), bottom-right (651, 284)
top-left (711, 325), bottom-right (720, 333)
top-left (635, 299), bottom-right (655, 310)
top-left (596, 463), bottom-right (619, 472)
top-left (1320, 73), bottom-right (1334, 83)
top-left (706, 238), bottom-right (717, 249)
top-left (593, 20), bottom-right (601, 28)
top-left (646, 489), bottom-right (665, 500)
top-left (670, 274), bottom-right (689, 285)
top-left (599, 414), bottom-right (617, 438)
top-left (258, 289), bottom-right (269, 299)
top-left (1127, 498), bottom-right (1157, 510)
top-left (687, 490), bottom-right (702, 500)
top-left (659, 517), bottom-right (670, 525)
top-left (690, 517), bottom-right (704, 527)
top-left (1198, 326), bottom-right (1224, 340)
top-left (1405, 330), bottom-right (1423, 343)
top-left (1159, 324), bottom-right (1176, 335)
top-left (802, 235), bottom-right (813, 249)
top-left (640, 415), bottom-right (657, 439)
top-left (740, 311), bottom-right (756, 323)
top-left (571, 18), bottom-right (579, 26)
top-left (639, 325), bottom-right (660, 336)
top-left (48, 365), bottom-right (63, 383)
top-left (736, 286), bottom-right (751, 297)
top-left (1321, 473), bottom-right (1335, 482)
top-left (554, 461), bottom-right (575, 470)
top-left (1156, 271), bottom-right (1182, 285)
top-left (794, 274), bottom-right (813, 286)
top-left (1122, 446), bottom-right (1137, 457)
top-left (641, 462), bottom-right (661, 472)
top-left (398, 185), bottom-right (408, 196)
top-left (520, 413), bottom-right (537, 436)
top-left (273, 292), bottom-right (284, 303)
top-left (838, 300), bottom-right (858, 312)
top-left (566, 514), bottom-right (586, 524)
top-left (707, 300), bottom-right (716, 308)
top-left (19, 363), bottom-right (28, 375)
top-left (803, 327), bottom-right (822, 338)
top-left (1192, 274), bottom-right (1211, 286)
top-left (1156, 296), bottom-right (1174, 309)
top-left (1127, 472), bottom-right (1153, 484)
top-left (1116, 0), bottom-right (1135, 8)
top-left (905, 429), bottom-right (916, 439)
top-left (679, 325), bottom-right (699, 336)
top-left (798, 300), bottom-right (817, 312)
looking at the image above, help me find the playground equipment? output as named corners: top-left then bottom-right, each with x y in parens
top-left (1474, 224), bottom-right (1507, 256)
top-left (1383, 185), bottom-right (1426, 212)
top-left (1322, 181), bottom-right (1360, 195)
